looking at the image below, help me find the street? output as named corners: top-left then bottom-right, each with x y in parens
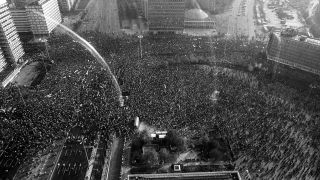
top-left (106, 137), bottom-right (124, 180)
top-left (50, 140), bottom-right (92, 180)
top-left (227, 0), bottom-right (256, 39)
top-left (79, 0), bottom-right (121, 33)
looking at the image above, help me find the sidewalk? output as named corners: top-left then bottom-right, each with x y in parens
top-left (12, 61), bottom-right (49, 87)
top-left (85, 133), bottom-right (101, 180)
top-left (1, 60), bottom-right (29, 88)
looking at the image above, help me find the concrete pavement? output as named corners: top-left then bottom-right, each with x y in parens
top-left (227, 0), bottom-right (256, 39)
top-left (79, 0), bottom-right (120, 33)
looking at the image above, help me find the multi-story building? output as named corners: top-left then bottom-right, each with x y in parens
top-left (10, 8), bottom-right (31, 32)
top-left (0, 0), bottom-right (24, 67)
top-left (266, 33), bottom-right (320, 75)
top-left (26, 0), bottom-right (62, 36)
top-left (148, 0), bottom-right (185, 34)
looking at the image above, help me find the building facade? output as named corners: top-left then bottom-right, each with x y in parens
top-left (10, 8), bottom-right (31, 32)
top-left (26, 0), bottom-right (62, 35)
top-left (266, 33), bottom-right (320, 75)
top-left (0, 0), bottom-right (24, 66)
top-left (0, 47), bottom-right (6, 72)
top-left (148, 0), bottom-right (185, 33)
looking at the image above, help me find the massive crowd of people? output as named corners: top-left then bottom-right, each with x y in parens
top-left (0, 31), bottom-right (320, 180)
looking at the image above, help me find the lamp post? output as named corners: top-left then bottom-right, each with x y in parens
top-left (38, 38), bottom-right (50, 74)
top-left (138, 35), bottom-right (143, 59)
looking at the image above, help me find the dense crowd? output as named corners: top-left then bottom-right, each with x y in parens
top-left (0, 31), bottom-right (320, 180)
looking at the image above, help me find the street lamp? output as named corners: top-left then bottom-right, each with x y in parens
top-left (138, 35), bottom-right (143, 59)
top-left (39, 38), bottom-right (51, 62)
top-left (38, 38), bottom-right (51, 74)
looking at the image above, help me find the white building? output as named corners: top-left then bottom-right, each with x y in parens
top-left (0, 0), bottom-right (24, 67)
top-left (26, 0), bottom-right (62, 36)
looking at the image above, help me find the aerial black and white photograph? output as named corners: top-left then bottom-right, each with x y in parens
top-left (0, 0), bottom-right (320, 179)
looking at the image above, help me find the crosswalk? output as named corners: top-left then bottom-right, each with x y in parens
top-left (56, 162), bottom-right (86, 175)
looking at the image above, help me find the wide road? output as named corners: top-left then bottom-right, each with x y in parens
top-left (51, 140), bottom-right (92, 180)
top-left (227, 0), bottom-right (256, 39)
top-left (106, 137), bottom-right (124, 180)
top-left (79, 0), bottom-right (121, 33)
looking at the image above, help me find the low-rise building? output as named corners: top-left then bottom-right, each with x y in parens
top-left (266, 33), bottom-right (320, 75)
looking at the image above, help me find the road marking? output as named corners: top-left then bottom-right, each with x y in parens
top-left (49, 139), bottom-right (66, 180)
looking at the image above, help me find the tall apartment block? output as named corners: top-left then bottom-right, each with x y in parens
top-left (26, 0), bottom-right (62, 36)
top-left (148, 0), bottom-right (185, 34)
top-left (0, 0), bottom-right (24, 68)
top-left (10, 8), bottom-right (31, 32)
